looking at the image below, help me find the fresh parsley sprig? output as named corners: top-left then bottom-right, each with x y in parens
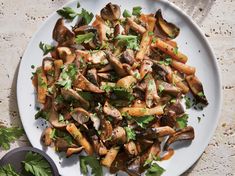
top-left (115, 34), bottom-right (140, 50)
top-left (146, 163), bottom-right (165, 176)
top-left (39, 42), bottom-right (54, 56)
top-left (80, 155), bottom-right (103, 176)
top-left (0, 164), bottom-right (20, 176)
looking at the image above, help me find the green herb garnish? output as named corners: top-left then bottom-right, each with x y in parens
top-left (176, 114), bottom-right (189, 129)
top-left (80, 156), bottom-right (103, 176)
top-left (146, 163), bottom-right (165, 176)
top-left (116, 34), bottom-right (139, 50)
top-left (39, 42), bottom-right (54, 56)
top-left (0, 164), bottom-right (20, 176)
top-left (132, 6), bottom-right (142, 16)
top-left (124, 127), bottom-right (136, 141)
top-left (75, 32), bottom-right (95, 44)
top-left (123, 9), bottom-right (132, 18)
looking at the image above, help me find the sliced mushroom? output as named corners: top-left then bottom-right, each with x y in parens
top-left (166, 99), bottom-right (185, 117)
top-left (92, 135), bottom-right (108, 156)
top-left (100, 3), bottom-right (121, 21)
top-left (186, 75), bottom-right (208, 105)
top-left (105, 51), bottom-right (128, 77)
top-left (74, 73), bottom-right (104, 93)
top-left (164, 126), bottom-right (195, 150)
top-left (87, 68), bottom-right (99, 86)
top-left (49, 108), bottom-right (67, 128)
top-left (110, 126), bottom-right (127, 144)
top-left (61, 88), bottom-right (90, 109)
top-left (66, 147), bottom-right (84, 157)
top-left (152, 60), bottom-right (169, 81)
top-left (140, 141), bottom-right (160, 166)
top-left (121, 49), bottom-right (135, 65)
top-left (98, 64), bottom-right (113, 73)
top-left (88, 50), bottom-right (108, 65)
top-left (145, 75), bottom-right (159, 108)
top-left (103, 101), bottom-right (122, 121)
top-left (42, 58), bottom-right (54, 72)
top-left (55, 137), bottom-right (78, 152)
top-left (120, 106), bottom-right (163, 117)
top-left (126, 156), bottom-right (141, 176)
top-left (127, 17), bottom-right (146, 35)
top-left (101, 146), bottom-right (120, 168)
top-left (90, 113), bottom-right (101, 130)
top-left (97, 73), bottom-right (112, 81)
top-left (70, 108), bottom-right (90, 124)
top-left (100, 119), bottom-right (113, 141)
top-left (53, 18), bottom-right (75, 46)
top-left (155, 9), bottom-right (180, 39)
top-left (137, 126), bottom-right (175, 139)
top-left (57, 47), bottom-right (76, 64)
top-left (41, 127), bottom-right (53, 146)
top-left (116, 76), bottom-right (137, 90)
top-left (114, 23), bottom-right (125, 37)
top-left (158, 81), bottom-right (181, 96)
top-left (124, 141), bottom-right (138, 156)
top-left (139, 59), bottom-right (153, 79)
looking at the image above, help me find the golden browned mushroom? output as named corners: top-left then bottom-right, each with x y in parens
top-left (145, 75), bottom-right (159, 108)
top-left (127, 17), bottom-right (146, 35)
top-left (164, 126), bottom-right (195, 150)
top-left (101, 146), bottom-right (120, 168)
top-left (186, 75), bottom-right (208, 105)
top-left (139, 59), bottom-right (153, 79)
top-left (49, 108), bottom-right (67, 128)
top-left (87, 68), bottom-right (99, 86)
top-left (103, 101), bottom-right (122, 121)
top-left (105, 51), bottom-right (128, 77)
top-left (100, 119), bottom-right (113, 141)
top-left (92, 135), bottom-right (108, 156)
top-left (116, 76), bottom-right (137, 90)
top-left (138, 126), bottom-right (175, 139)
top-left (53, 18), bottom-right (75, 46)
top-left (55, 137), bottom-right (78, 152)
top-left (41, 127), bottom-right (53, 146)
top-left (101, 3), bottom-right (121, 21)
top-left (70, 107), bottom-right (90, 124)
top-left (42, 58), bottom-right (54, 72)
top-left (158, 81), bottom-right (181, 96)
top-left (74, 73), bottom-right (104, 93)
top-left (124, 141), bottom-right (138, 156)
top-left (110, 126), bottom-right (127, 144)
top-left (57, 47), bottom-right (76, 64)
top-left (120, 49), bottom-right (135, 65)
top-left (66, 147), bottom-right (84, 157)
top-left (61, 88), bottom-right (90, 109)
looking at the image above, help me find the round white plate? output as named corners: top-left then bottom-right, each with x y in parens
top-left (17, 0), bottom-right (222, 175)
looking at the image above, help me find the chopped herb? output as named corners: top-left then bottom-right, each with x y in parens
top-left (75, 32), bottom-right (95, 44)
top-left (22, 151), bottom-right (52, 176)
top-left (0, 126), bottom-right (24, 150)
top-left (123, 9), bottom-right (132, 18)
top-left (78, 8), bottom-right (94, 25)
top-left (35, 110), bottom-right (49, 120)
top-left (148, 31), bottom-right (154, 36)
top-left (57, 7), bottom-right (78, 20)
top-left (132, 6), bottom-right (142, 16)
top-left (197, 91), bottom-right (204, 97)
top-left (116, 34), bottom-right (139, 50)
top-left (58, 114), bottom-right (65, 122)
top-left (121, 112), bottom-right (132, 120)
top-left (77, 2), bottom-right (81, 8)
top-left (134, 115), bottom-right (155, 128)
top-left (184, 96), bottom-right (192, 109)
top-left (170, 98), bottom-right (176, 103)
top-left (176, 114), bottom-right (189, 129)
top-left (197, 116), bottom-right (201, 123)
top-left (79, 156), bottom-right (103, 176)
top-left (50, 128), bottom-right (56, 139)
top-left (38, 77), bottom-right (47, 89)
top-left (78, 91), bottom-right (93, 101)
top-left (152, 37), bottom-right (157, 43)
top-left (173, 47), bottom-right (178, 54)
top-left (158, 85), bottom-right (164, 93)
top-left (31, 65), bottom-right (35, 69)
top-left (47, 86), bottom-right (54, 94)
top-left (124, 127), bottom-right (136, 142)
top-left (165, 58), bottom-right (172, 65)
top-left (39, 42), bottom-right (54, 56)
top-left (146, 163), bottom-right (165, 176)
top-left (0, 164), bottom-right (20, 176)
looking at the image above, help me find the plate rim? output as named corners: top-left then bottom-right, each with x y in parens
top-left (16, 0), bottom-right (223, 175)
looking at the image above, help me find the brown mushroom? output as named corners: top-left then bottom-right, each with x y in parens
top-left (164, 126), bottom-right (195, 150)
top-left (126, 156), bottom-right (141, 176)
top-left (116, 76), bottom-right (137, 90)
top-left (105, 51), bottom-right (128, 77)
top-left (121, 49), bottom-right (135, 65)
top-left (66, 147), bottom-right (84, 157)
top-left (97, 73), bottom-right (113, 81)
top-left (145, 75), bottom-right (159, 108)
top-left (73, 73), bottom-right (104, 93)
top-left (55, 137), bottom-right (78, 152)
top-left (98, 64), bottom-right (113, 73)
top-left (41, 127), bottom-right (53, 146)
top-left (92, 135), bottom-right (108, 156)
top-left (114, 23), bottom-right (125, 37)
top-left (110, 126), bottom-right (127, 144)
top-left (101, 146), bottom-right (120, 168)
top-left (124, 141), bottom-right (138, 156)
top-left (186, 75), bottom-right (208, 105)
top-left (103, 101), bottom-right (122, 121)
top-left (127, 17), bottom-right (146, 35)
top-left (100, 3), bottom-right (121, 21)
top-left (61, 88), bottom-right (90, 109)
top-left (158, 81), bottom-right (181, 96)
top-left (100, 119), bottom-right (113, 141)
top-left (70, 107), bottom-right (90, 124)
top-left (42, 58), bottom-right (54, 72)
top-left (137, 126), bottom-right (175, 139)
top-left (155, 9), bottom-right (180, 39)
top-left (152, 60), bottom-right (169, 81)
top-left (53, 18), bottom-right (75, 46)
top-left (139, 59), bottom-right (153, 79)
top-left (49, 109), bottom-right (67, 128)
top-left (57, 47), bottom-right (76, 64)
top-left (87, 68), bottom-right (99, 86)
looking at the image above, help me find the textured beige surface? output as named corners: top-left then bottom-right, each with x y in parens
top-left (0, 0), bottom-right (234, 175)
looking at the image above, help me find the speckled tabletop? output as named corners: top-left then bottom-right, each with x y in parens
top-left (0, 0), bottom-right (234, 175)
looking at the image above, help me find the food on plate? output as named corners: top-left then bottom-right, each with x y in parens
top-left (32, 2), bottom-right (208, 175)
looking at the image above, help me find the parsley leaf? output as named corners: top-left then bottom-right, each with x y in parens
top-left (75, 32), bottom-right (95, 44)
top-left (176, 114), bottom-right (189, 129)
top-left (134, 115), bottom-right (155, 128)
top-left (184, 96), bottom-right (192, 109)
top-left (0, 126), bottom-right (24, 150)
top-left (77, 2), bottom-right (81, 8)
top-left (39, 42), bottom-right (54, 56)
top-left (79, 156), bottom-right (103, 176)
top-left (57, 7), bottom-right (77, 20)
top-left (124, 127), bottom-right (136, 141)
top-left (35, 110), bottom-right (49, 120)
top-left (116, 35), bottom-right (139, 50)
top-left (123, 9), bottom-right (131, 18)
top-left (173, 47), bottom-right (178, 54)
top-left (132, 6), bottom-right (142, 16)
top-left (0, 164), bottom-right (20, 176)
top-left (158, 85), bottom-right (164, 93)
top-left (112, 87), bottom-right (135, 102)
top-left (146, 163), bottom-right (165, 176)
top-left (22, 151), bottom-right (52, 176)
top-left (57, 64), bottom-right (78, 89)
top-left (78, 8), bottom-right (94, 25)
top-left (148, 31), bottom-right (154, 36)
top-left (197, 91), bottom-right (204, 97)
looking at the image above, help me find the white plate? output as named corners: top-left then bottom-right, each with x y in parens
top-left (17, 0), bottom-right (222, 175)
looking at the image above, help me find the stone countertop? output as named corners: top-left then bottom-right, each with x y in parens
top-left (0, 0), bottom-right (234, 175)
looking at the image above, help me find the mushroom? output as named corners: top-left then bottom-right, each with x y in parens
top-left (110, 126), bottom-right (127, 144)
top-left (114, 23), bottom-right (125, 37)
top-left (101, 146), bottom-right (120, 168)
top-left (105, 51), bottom-right (128, 77)
top-left (116, 76), bottom-right (137, 90)
top-left (158, 81), bottom-right (181, 96)
top-left (124, 141), bottom-right (138, 156)
top-left (103, 101), bottom-right (122, 121)
top-left (137, 126), bottom-right (175, 139)
top-left (155, 9), bottom-right (180, 39)
top-left (61, 88), bottom-right (90, 109)
top-left (70, 107), bottom-right (90, 124)
top-left (55, 137), bottom-right (78, 152)
top-left (98, 64), bottom-right (113, 73)
top-left (121, 49), bottom-right (135, 65)
top-left (97, 73), bottom-right (113, 81)
top-left (42, 58), bottom-right (54, 72)
top-left (140, 141), bottom-right (160, 166)
top-left (92, 135), bottom-right (108, 156)
top-left (127, 17), bottom-right (146, 35)
top-left (49, 108), bottom-right (67, 128)
top-left (53, 18), bottom-right (75, 46)
top-left (87, 68), bottom-right (99, 86)
top-left (139, 59), bottom-right (153, 79)
top-left (152, 60), bottom-right (169, 81)
top-left (100, 3), bottom-right (121, 21)
top-left (145, 75), bottom-right (159, 108)
top-left (66, 147), bottom-right (84, 157)
top-left (57, 47), bottom-right (76, 64)
top-left (41, 127), bottom-right (53, 146)
top-left (88, 50), bottom-right (108, 65)
top-left (126, 156), bottom-right (141, 176)
top-left (164, 126), bottom-right (195, 150)
top-left (90, 113), bottom-right (101, 131)
top-left (165, 99), bottom-right (185, 117)
top-left (74, 73), bottom-right (104, 93)
top-left (100, 119), bottom-right (113, 141)
top-left (186, 75), bottom-right (208, 105)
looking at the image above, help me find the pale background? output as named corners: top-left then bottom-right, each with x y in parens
top-left (0, 0), bottom-right (234, 175)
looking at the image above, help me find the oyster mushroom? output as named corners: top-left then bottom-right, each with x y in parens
top-left (127, 17), bottom-right (146, 35)
top-left (41, 127), bottom-right (53, 146)
top-left (103, 101), bottom-right (122, 121)
top-left (53, 18), bottom-right (75, 46)
top-left (70, 107), bottom-right (90, 124)
top-left (100, 119), bottom-right (113, 141)
top-left (49, 109), bottom-right (67, 128)
top-left (158, 81), bottom-right (181, 96)
top-left (164, 126), bottom-right (195, 150)
top-left (92, 135), bottom-right (108, 156)
top-left (100, 3), bottom-right (121, 21)
top-left (139, 59), bottom-right (153, 79)
top-left (87, 68), bottom-right (99, 86)
top-left (55, 137), bottom-right (78, 152)
top-left (66, 147), bottom-right (84, 157)
top-left (57, 47), bottom-right (76, 64)
top-left (101, 146), bottom-right (120, 168)
top-left (121, 49), bottom-right (135, 65)
top-left (137, 126), bottom-right (175, 139)
top-left (124, 141), bottom-right (138, 156)
top-left (42, 57), bottom-right (54, 72)
top-left (110, 126), bottom-right (127, 144)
